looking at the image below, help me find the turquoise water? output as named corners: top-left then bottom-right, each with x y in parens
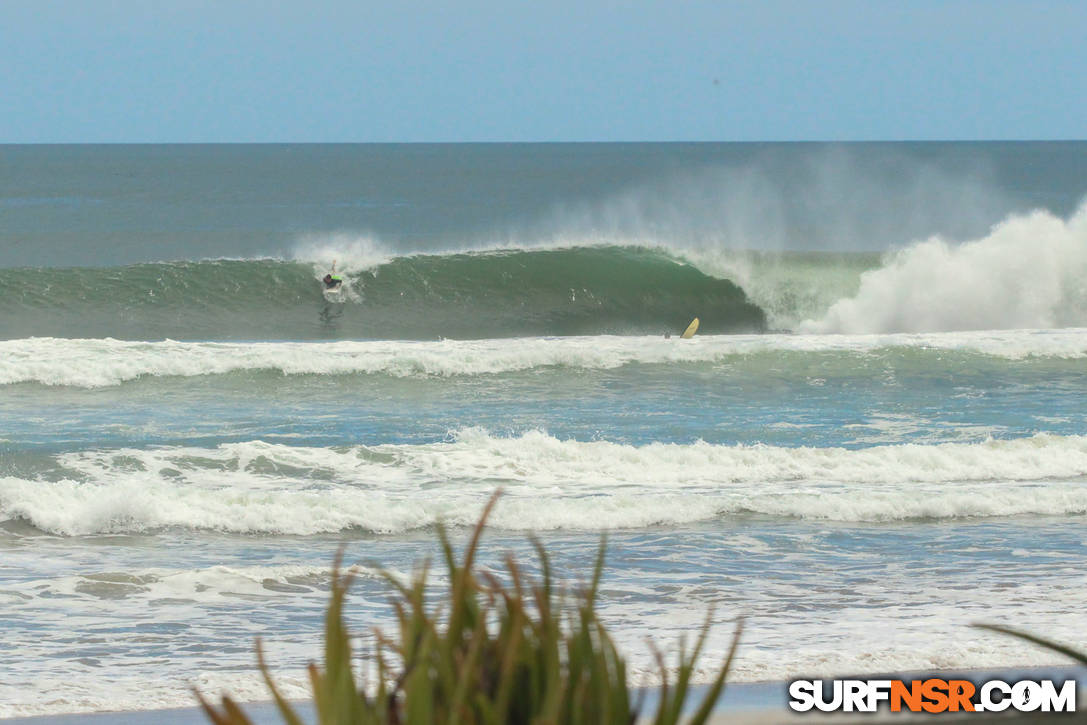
top-left (2, 143), bottom-right (1087, 717)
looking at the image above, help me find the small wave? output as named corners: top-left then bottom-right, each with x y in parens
top-left (3, 431), bottom-right (1086, 535)
top-left (15, 562), bottom-right (402, 604)
top-left (3, 329), bottom-right (1086, 388)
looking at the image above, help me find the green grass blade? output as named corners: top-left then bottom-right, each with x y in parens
top-left (685, 619), bottom-right (743, 725)
top-left (255, 640), bottom-right (309, 725)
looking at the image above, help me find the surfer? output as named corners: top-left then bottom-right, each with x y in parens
top-left (323, 261), bottom-right (343, 290)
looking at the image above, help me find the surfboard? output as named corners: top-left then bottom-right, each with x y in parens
top-left (681, 317), bottom-right (700, 339)
top-left (322, 281), bottom-right (346, 302)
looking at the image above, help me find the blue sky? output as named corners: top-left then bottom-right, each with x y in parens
top-left (2, 0), bottom-right (1084, 142)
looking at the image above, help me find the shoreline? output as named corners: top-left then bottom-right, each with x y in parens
top-left (5, 665), bottom-right (1085, 724)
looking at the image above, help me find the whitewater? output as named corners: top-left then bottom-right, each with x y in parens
top-left (5, 431), bottom-right (1087, 538)
top-left (3, 328), bottom-right (1087, 388)
top-left (3, 142), bottom-right (1087, 718)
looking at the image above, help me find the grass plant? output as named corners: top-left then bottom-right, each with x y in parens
top-left (196, 493), bottom-right (740, 725)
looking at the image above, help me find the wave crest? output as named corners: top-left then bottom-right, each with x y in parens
top-left (4, 431), bottom-right (1087, 535)
top-left (4, 329), bottom-right (1087, 387)
top-left (0, 246), bottom-right (764, 340)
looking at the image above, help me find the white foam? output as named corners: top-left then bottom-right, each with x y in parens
top-left (4, 432), bottom-right (1087, 535)
top-left (0, 665), bottom-right (314, 719)
top-left (802, 203), bottom-right (1087, 333)
top-left (3, 328), bottom-right (1087, 387)
top-left (291, 233), bottom-right (394, 275)
top-left (5, 555), bottom-right (1086, 718)
top-left (13, 561), bottom-right (405, 606)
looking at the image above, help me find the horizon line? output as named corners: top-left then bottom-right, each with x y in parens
top-left (2, 138), bottom-right (1086, 146)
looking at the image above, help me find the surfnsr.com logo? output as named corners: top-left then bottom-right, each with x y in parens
top-left (789, 678), bottom-right (1077, 714)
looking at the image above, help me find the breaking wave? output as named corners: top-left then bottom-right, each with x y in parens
top-left (800, 204), bottom-right (1087, 333)
top-left (0, 246), bottom-right (764, 341)
top-left (4, 430), bottom-right (1086, 535)
top-left (4, 329), bottom-right (1087, 387)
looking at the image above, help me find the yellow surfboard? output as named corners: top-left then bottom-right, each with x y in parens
top-left (680, 317), bottom-right (700, 339)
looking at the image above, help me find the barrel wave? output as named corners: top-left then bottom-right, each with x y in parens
top-left (0, 246), bottom-right (766, 340)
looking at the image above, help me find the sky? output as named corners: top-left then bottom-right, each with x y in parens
top-left (1, 0), bottom-right (1085, 143)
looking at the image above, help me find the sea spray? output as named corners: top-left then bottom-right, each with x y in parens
top-left (802, 204), bottom-right (1087, 333)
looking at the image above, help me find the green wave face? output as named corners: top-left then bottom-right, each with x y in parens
top-left (0, 246), bottom-right (766, 340)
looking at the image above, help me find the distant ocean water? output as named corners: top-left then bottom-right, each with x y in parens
top-left (2, 142), bottom-right (1087, 717)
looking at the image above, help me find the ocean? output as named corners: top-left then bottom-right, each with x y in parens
top-left (2, 142), bottom-right (1086, 717)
